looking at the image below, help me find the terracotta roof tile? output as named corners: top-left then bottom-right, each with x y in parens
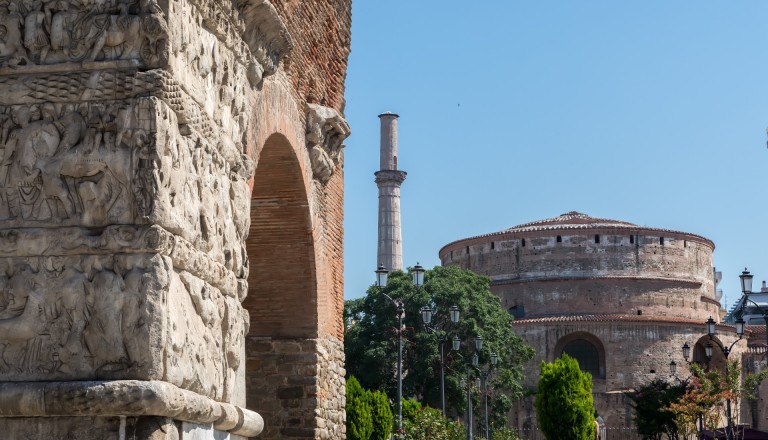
top-left (513, 314), bottom-right (733, 328)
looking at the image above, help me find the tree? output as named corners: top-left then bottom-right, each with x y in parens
top-left (368, 390), bottom-right (393, 440)
top-left (668, 361), bottom-right (768, 439)
top-left (345, 265), bottom-right (535, 421)
top-left (346, 375), bottom-right (373, 440)
top-left (629, 378), bottom-right (687, 440)
top-left (535, 355), bottom-right (595, 440)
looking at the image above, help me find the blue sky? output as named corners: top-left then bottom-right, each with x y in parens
top-left (342, 1), bottom-right (768, 306)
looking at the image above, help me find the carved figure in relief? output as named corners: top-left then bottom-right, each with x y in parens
top-left (306, 104), bottom-right (351, 183)
top-left (2, 106), bottom-right (88, 219)
top-left (0, 102), bottom-right (142, 224)
top-left (81, 255), bottom-right (134, 374)
top-left (0, 268), bottom-right (47, 373)
top-left (0, 4), bottom-right (29, 66)
top-left (21, 0), bottom-right (48, 63)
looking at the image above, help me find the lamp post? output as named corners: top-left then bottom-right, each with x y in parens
top-left (420, 303), bottom-right (460, 416)
top-left (738, 268), bottom-right (768, 346)
top-left (453, 335), bottom-right (484, 440)
top-left (685, 315), bottom-right (746, 440)
top-left (478, 352), bottom-right (498, 440)
top-left (374, 263), bottom-right (426, 437)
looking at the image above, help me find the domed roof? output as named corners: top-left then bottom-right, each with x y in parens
top-left (439, 211), bottom-right (714, 252)
top-left (504, 211), bottom-right (636, 233)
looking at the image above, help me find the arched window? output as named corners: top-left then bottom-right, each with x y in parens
top-left (562, 339), bottom-right (602, 378)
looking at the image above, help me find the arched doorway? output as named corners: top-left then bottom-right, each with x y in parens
top-left (244, 133), bottom-right (318, 439)
top-left (693, 335), bottom-right (728, 373)
top-left (554, 332), bottom-right (606, 379)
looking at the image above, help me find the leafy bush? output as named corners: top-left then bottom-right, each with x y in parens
top-left (491, 426), bottom-right (522, 440)
top-left (346, 376), bottom-right (373, 440)
top-left (368, 390), bottom-right (393, 440)
top-left (401, 398), bottom-right (422, 426)
top-left (534, 355), bottom-right (595, 440)
top-left (402, 406), bottom-right (463, 440)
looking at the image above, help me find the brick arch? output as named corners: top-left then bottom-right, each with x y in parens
top-left (693, 335), bottom-right (728, 373)
top-left (554, 331), bottom-right (606, 379)
top-left (244, 132), bottom-right (318, 338)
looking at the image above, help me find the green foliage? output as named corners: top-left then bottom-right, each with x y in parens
top-left (491, 427), bottom-right (522, 440)
top-left (368, 390), bottom-right (393, 440)
top-left (534, 355), bottom-right (595, 440)
top-left (345, 265), bottom-right (535, 422)
top-left (401, 406), bottom-right (463, 440)
top-left (346, 376), bottom-right (373, 440)
top-left (629, 378), bottom-right (687, 440)
top-left (669, 361), bottom-right (768, 438)
top-left (742, 368), bottom-right (768, 401)
top-left (401, 398), bottom-right (422, 426)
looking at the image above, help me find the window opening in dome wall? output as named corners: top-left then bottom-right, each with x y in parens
top-left (491, 242), bottom-right (495, 250)
top-left (521, 239), bottom-right (526, 247)
top-left (508, 305), bottom-right (525, 319)
top-left (684, 240), bottom-right (687, 247)
top-left (630, 235), bottom-right (634, 244)
top-left (562, 339), bottom-right (601, 378)
top-left (594, 234), bottom-right (600, 244)
top-left (556, 235), bottom-right (562, 243)
top-left (660, 237), bottom-right (664, 245)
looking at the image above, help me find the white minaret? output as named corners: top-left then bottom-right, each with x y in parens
top-left (375, 112), bottom-right (407, 271)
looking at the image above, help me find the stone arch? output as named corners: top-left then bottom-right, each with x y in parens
top-left (554, 332), bottom-right (606, 379)
top-left (244, 132), bottom-right (317, 339)
top-left (693, 335), bottom-right (728, 372)
top-left (243, 132), bottom-right (323, 439)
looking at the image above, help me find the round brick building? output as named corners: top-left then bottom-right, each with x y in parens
top-left (439, 211), bottom-right (745, 434)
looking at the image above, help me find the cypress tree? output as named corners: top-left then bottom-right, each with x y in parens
top-left (346, 376), bottom-right (373, 440)
top-left (534, 354), bottom-right (595, 440)
top-left (368, 390), bottom-right (393, 440)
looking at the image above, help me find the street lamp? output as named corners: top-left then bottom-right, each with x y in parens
top-left (703, 316), bottom-right (746, 361)
top-left (478, 352), bottom-right (498, 440)
top-left (420, 302), bottom-right (460, 416)
top-left (736, 268), bottom-right (768, 346)
top-left (412, 263), bottom-right (425, 288)
top-left (453, 335), bottom-right (490, 440)
top-left (373, 263), bottom-right (426, 437)
top-left (688, 315), bottom-right (746, 440)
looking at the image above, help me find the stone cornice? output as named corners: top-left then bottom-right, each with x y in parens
top-left (374, 170), bottom-right (407, 185)
top-left (491, 275), bottom-right (703, 287)
top-left (0, 380), bottom-right (262, 437)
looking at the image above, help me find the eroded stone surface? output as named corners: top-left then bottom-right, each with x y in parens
top-left (0, 0), bottom-right (352, 437)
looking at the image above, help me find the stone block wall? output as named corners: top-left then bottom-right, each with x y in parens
top-left (0, 0), bottom-right (353, 438)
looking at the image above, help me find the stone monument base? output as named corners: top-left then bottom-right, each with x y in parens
top-left (0, 381), bottom-right (261, 440)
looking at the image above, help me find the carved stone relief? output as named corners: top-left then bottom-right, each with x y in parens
top-left (0, 100), bottom-right (149, 226)
top-left (0, 252), bottom-right (244, 400)
top-left (0, 0), bottom-right (168, 69)
top-left (150, 99), bottom-right (252, 276)
top-left (0, 253), bottom-right (165, 382)
top-left (306, 103), bottom-right (350, 184)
